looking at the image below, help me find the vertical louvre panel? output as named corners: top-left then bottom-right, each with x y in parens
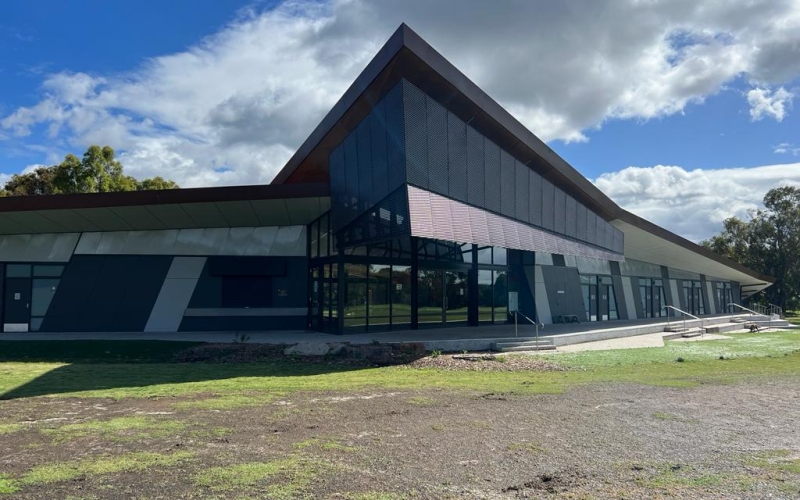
top-left (370, 98), bottom-right (389, 201)
top-left (529, 171), bottom-right (543, 227)
top-left (426, 95), bottom-right (449, 197)
top-left (614, 227), bottom-right (624, 254)
top-left (466, 126), bottom-right (485, 206)
top-left (565, 195), bottom-right (577, 239)
top-left (385, 83), bottom-right (406, 191)
top-left (553, 186), bottom-right (566, 235)
top-left (500, 150), bottom-right (515, 217)
top-left (515, 160), bottom-right (529, 222)
top-left (541, 179), bottom-right (555, 231)
top-left (596, 215), bottom-right (605, 249)
top-left (356, 118), bottom-right (372, 214)
top-left (587, 210), bottom-right (597, 245)
top-left (403, 81), bottom-right (428, 189)
top-left (447, 112), bottom-right (468, 202)
top-left (484, 140), bottom-right (501, 214)
top-left (576, 202), bottom-right (587, 242)
top-left (343, 133), bottom-right (359, 223)
top-left (605, 221), bottom-right (615, 251)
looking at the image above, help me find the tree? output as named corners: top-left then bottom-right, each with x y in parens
top-left (702, 185), bottom-right (800, 311)
top-left (1, 145), bottom-right (179, 196)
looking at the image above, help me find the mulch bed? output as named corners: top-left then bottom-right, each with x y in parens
top-left (407, 353), bottom-right (568, 372)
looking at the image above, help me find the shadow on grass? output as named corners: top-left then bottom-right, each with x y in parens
top-left (0, 340), bottom-right (403, 400)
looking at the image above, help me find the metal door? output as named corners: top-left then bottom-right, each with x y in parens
top-left (4, 278), bottom-right (31, 330)
top-left (599, 285), bottom-right (610, 321)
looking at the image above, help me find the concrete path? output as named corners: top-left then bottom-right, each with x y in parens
top-left (514, 331), bottom-right (735, 355)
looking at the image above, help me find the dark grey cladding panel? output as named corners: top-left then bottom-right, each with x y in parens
top-left (631, 278), bottom-right (645, 319)
top-left (426, 94), bottom-right (449, 196)
top-left (484, 140), bottom-right (502, 214)
top-left (529, 171), bottom-right (543, 227)
top-left (565, 195), bottom-right (577, 239)
top-left (179, 315), bottom-right (305, 332)
top-left (576, 202), bottom-right (587, 241)
top-left (500, 150), bottom-right (515, 217)
top-left (466, 125), bottom-right (485, 206)
top-left (515, 160), bottom-right (529, 222)
top-left (370, 97), bottom-right (389, 201)
top-left (605, 222), bottom-right (615, 253)
top-left (447, 112), bottom-right (468, 201)
top-left (611, 275), bottom-right (628, 320)
top-left (595, 213), bottom-right (605, 249)
top-left (403, 81), bottom-right (428, 189)
top-left (356, 116), bottom-right (373, 213)
top-left (385, 83), bottom-right (407, 191)
top-left (41, 255), bottom-right (171, 332)
top-left (553, 186), bottom-right (566, 235)
top-left (541, 179), bottom-right (555, 231)
top-left (587, 209), bottom-right (597, 244)
top-left (613, 226), bottom-right (624, 254)
top-left (540, 265), bottom-right (584, 320)
top-left (329, 146), bottom-right (346, 228)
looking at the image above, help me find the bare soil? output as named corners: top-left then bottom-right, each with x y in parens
top-left (2, 377), bottom-right (799, 499)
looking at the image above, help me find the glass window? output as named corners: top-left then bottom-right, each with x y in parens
top-left (493, 247), bottom-right (507, 266)
top-left (31, 278), bottom-right (59, 317)
top-left (310, 219), bottom-right (319, 259)
top-left (478, 270), bottom-right (493, 322)
top-left (417, 269), bottom-right (443, 324)
top-left (344, 264), bottom-right (367, 328)
top-left (460, 244), bottom-right (473, 264)
top-left (477, 247), bottom-right (492, 264)
top-left (581, 283), bottom-right (591, 322)
top-left (368, 265), bottom-right (391, 327)
top-left (493, 270), bottom-right (508, 323)
top-left (33, 265), bottom-right (63, 277)
top-left (391, 265), bottom-right (412, 327)
top-left (6, 264), bottom-right (31, 277)
top-left (608, 285), bottom-right (618, 320)
top-left (319, 215), bottom-right (329, 258)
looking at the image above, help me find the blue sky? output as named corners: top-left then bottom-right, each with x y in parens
top-left (1, 0), bottom-right (799, 240)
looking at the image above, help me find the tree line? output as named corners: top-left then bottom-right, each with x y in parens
top-left (1, 145), bottom-right (178, 197)
top-left (702, 186), bottom-right (799, 311)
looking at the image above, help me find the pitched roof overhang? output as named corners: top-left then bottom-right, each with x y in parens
top-left (270, 24), bottom-right (773, 293)
top-left (0, 183), bottom-right (330, 233)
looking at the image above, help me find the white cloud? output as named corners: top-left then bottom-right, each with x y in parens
top-left (595, 163), bottom-right (800, 241)
top-left (0, 0), bottom-right (799, 186)
top-left (774, 142), bottom-right (800, 155)
top-left (747, 87), bottom-right (794, 121)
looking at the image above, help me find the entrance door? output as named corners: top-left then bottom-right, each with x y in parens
top-left (417, 269), bottom-right (469, 327)
top-left (652, 286), bottom-right (662, 317)
top-left (599, 285), bottom-right (610, 321)
top-left (444, 271), bottom-right (469, 324)
top-left (4, 278), bottom-right (31, 331)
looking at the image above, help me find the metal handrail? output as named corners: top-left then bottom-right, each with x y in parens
top-left (513, 310), bottom-right (544, 341)
top-left (665, 305), bottom-right (704, 336)
top-left (730, 303), bottom-right (775, 330)
top-left (768, 303), bottom-right (783, 319)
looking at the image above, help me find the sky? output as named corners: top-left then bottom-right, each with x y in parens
top-left (1, 0), bottom-right (799, 242)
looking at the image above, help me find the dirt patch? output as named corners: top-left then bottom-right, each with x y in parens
top-left (407, 353), bottom-right (568, 371)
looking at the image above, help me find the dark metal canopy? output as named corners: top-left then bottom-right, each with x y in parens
top-left (0, 183), bottom-right (330, 234)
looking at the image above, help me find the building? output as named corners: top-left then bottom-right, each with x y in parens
top-left (0, 25), bottom-right (772, 334)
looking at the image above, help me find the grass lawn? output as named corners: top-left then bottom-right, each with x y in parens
top-left (0, 331), bottom-right (798, 498)
top-left (0, 332), bottom-right (798, 400)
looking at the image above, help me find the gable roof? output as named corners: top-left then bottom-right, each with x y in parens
top-left (271, 24), bottom-right (773, 293)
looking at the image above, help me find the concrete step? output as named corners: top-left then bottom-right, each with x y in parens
top-left (664, 326), bottom-right (690, 333)
top-left (492, 339), bottom-right (556, 352)
top-left (747, 319), bottom-right (791, 328)
top-left (682, 329), bottom-right (703, 338)
top-left (705, 323), bottom-right (746, 333)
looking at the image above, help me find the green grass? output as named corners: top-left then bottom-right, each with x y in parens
top-left (41, 416), bottom-right (186, 442)
top-left (194, 454), bottom-right (329, 496)
top-left (746, 449), bottom-right (800, 474)
top-left (0, 332), bottom-right (798, 402)
top-left (173, 391), bottom-right (283, 410)
top-left (0, 423), bottom-right (24, 435)
top-left (1, 451), bottom-right (193, 492)
top-left (0, 340), bottom-right (202, 363)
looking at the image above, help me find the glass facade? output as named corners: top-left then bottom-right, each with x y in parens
top-left (638, 278), bottom-right (667, 318)
top-left (580, 274), bottom-right (618, 322)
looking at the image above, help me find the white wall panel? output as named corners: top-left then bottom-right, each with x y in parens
top-left (73, 226), bottom-right (305, 256)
